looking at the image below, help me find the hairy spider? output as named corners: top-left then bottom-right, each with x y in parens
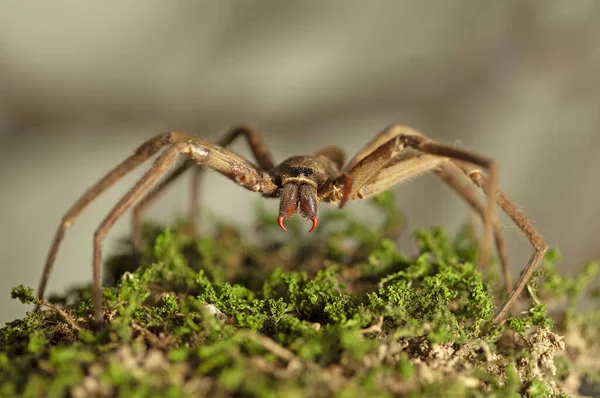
top-left (37, 124), bottom-right (547, 328)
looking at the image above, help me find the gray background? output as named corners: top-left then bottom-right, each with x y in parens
top-left (1, 1), bottom-right (599, 325)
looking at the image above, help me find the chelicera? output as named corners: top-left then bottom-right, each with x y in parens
top-left (37, 124), bottom-right (547, 328)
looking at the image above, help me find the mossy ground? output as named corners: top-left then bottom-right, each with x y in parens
top-left (1, 192), bottom-right (599, 397)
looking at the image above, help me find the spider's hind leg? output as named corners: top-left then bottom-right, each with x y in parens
top-left (434, 162), bottom-right (511, 295)
top-left (465, 169), bottom-right (548, 324)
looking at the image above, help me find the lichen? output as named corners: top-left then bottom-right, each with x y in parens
top-left (1, 192), bottom-right (598, 397)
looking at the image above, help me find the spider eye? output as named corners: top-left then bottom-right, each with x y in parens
top-left (289, 167), bottom-right (313, 177)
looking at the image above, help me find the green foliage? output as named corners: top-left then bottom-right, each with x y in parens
top-left (0, 192), bottom-right (595, 397)
top-left (526, 377), bottom-right (553, 397)
top-left (539, 248), bottom-right (599, 307)
top-left (367, 228), bottom-right (495, 342)
top-left (508, 304), bottom-right (555, 338)
top-left (11, 285), bottom-right (37, 305)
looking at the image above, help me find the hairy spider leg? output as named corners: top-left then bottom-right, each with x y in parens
top-left (467, 169), bottom-right (547, 324)
top-left (37, 131), bottom-right (195, 309)
top-left (343, 125), bottom-right (498, 271)
top-left (131, 125), bottom-right (275, 249)
top-left (341, 124), bottom-right (548, 325)
top-left (40, 135), bottom-right (278, 327)
top-left (434, 162), bottom-right (511, 293)
top-left (345, 149), bottom-right (511, 297)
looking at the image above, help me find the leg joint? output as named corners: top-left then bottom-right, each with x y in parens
top-left (93, 229), bottom-right (106, 243)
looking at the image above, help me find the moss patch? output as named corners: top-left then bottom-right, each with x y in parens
top-left (1, 192), bottom-right (599, 397)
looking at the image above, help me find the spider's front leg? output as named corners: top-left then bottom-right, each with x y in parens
top-left (90, 139), bottom-right (277, 327)
top-left (342, 124), bottom-right (547, 324)
top-left (341, 125), bottom-right (498, 270)
top-left (37, 131), bottom-right (195, 311)
top-left (341, 145), bottom-right (512, 296)
top-left (130, 125), bottom-right (275, 249)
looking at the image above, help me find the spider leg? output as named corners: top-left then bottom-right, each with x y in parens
top-left (352, 145), bottom-right (544, 324)
top-left (434, 162), bottom-right (511, 294)
top-left (344, 124), bottom-right (498, 271)
top-left (37, 131), bottom-right (196, 306)
top-left (469, 210), bottom-right (480, 243)
top-left (344, 151), bottom-right (511, 296)
top-left (190, 125), bottom-right (274, 228)
top-left (345, 152), bottom-right (445, 200)
top-left (131, 125), bottom-right (275, 249)
top-left (90, 139), bottom-right (277, 325)
top-left (130, 159), bottom-right (195, 249)
top-left (465, 169), bottom-right (548, 325)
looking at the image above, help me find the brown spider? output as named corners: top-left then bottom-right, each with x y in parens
top-left (37, 124), bottom-right (547, 328)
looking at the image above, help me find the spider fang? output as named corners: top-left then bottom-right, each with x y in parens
top-left (276, 215), bottom-right (318, 232)
top-left (277, 215), bottom-right (287, 231)
top-left (309, 217), bottom-right (318, 232)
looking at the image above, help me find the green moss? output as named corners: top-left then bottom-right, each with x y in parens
top-left (1, 192), bottom-right (598, 397)
top-left (539, 248), bottom-right (599, 310)
top-left (508, 304), bottom-right (554, 337)
top-left (11, 285), bottom-right (37, 305)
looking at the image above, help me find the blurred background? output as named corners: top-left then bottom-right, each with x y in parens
top-left (1, 1), bottom-right (599, 325)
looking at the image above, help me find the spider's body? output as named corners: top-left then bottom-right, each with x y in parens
top-left (269, 153), bottom-right (345, 231)
top-left (37, 124), bottom-right (547, 328)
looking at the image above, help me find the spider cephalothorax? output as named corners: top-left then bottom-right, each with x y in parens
top-left (270, 154), bottom-right (346, 232)
top-left (37, 124), bottom-right (547, 328)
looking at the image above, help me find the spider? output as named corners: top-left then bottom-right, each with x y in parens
top-left (37, 124), bottom-right (547, 328)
